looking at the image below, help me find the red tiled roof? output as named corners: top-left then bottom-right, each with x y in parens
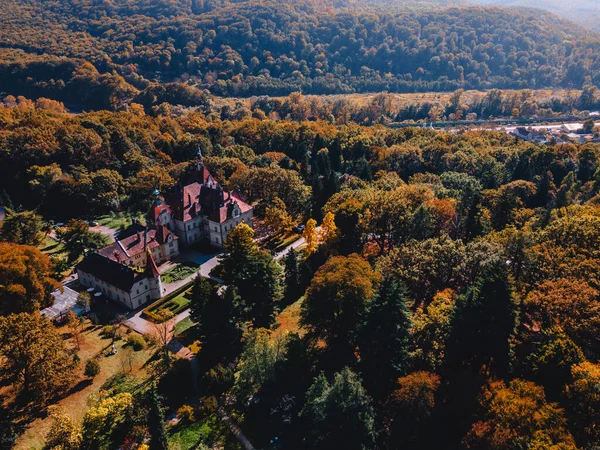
top-left (98, 227), bottom-right (177, 263)
top-left (149, 204), bottom-right (173, 224)
top-left (145, 250), bottom-right (160, 278)
top-left (207, 191), bottom-right (253, 223)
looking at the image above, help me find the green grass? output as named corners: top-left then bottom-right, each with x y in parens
top-left (162, 263), bottom-right (200, 284)
top-left (97, 212), bottom-right (146, 231)
top-left (174, 317), bottom-right (195, 337)
top-left (38, 235), bottom-right (77, 278)
top-left (169, 418), bottom-right (215, 450)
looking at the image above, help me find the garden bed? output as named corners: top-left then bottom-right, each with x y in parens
top-left (161, 262), bottom-right (200, 283)
top-left (142, 282), bottom-right (194, 322)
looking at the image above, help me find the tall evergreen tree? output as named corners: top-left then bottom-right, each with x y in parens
top-left (359, 278), bottom-right (412, 397)
top-left (284, 247), bottom-right (301, 299)
top-left (147, 385), bottom-right (169, 450)
top-left (189, 275), bottom-right (215, 325)
top-left (300, 368), bottom-right (375, 450)
top-left (446, 264), bottom-right (518, 377)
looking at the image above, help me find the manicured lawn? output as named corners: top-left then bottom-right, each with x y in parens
top-left (174, 317), bottom-right (195, 336)
top-left (162, 263), bottom-right (200, 284)
top-left (13, 323), bottom-right (155, 450)
top-left (97, 212), bottom-right (146, 231)
top-left (148, 289), bottom-right (191, 315)
top-left (169, 418), bottom-right (215, 450)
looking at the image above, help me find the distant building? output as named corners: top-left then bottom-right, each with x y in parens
top-left (147, 153), bottom-right (253, 247)
top-left (76, 250), bottom-right (162, 310)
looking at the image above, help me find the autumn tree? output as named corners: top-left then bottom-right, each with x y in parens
top-left (264, 197), bottom-right (294, 235)
top-left (464, 379), bottom-right (577, 450)
top-left (300, 368), bottom-right (375, 450)
top-left (565, 362), bottom-right (600, 446)
top-left (303, 218), bottom-right (318, 255)
top-left (411, 289), bottom-right (455, 371)
top-left (523, 279), bottom-right (600, 359)
top-left (387, 372), bottom-right (441, 450)
top-left (0, 209), bottom-right (43, 245)
top-left (319, 211), bottom-right (339, 246)
top-left (45, 406), bottom-right (83, 450)
top-left (82, 392), bottom-right (133, 449)
top-left (85, 359), bottom-right (101, 379)
top-left (359, 278), bottom-right (412, 397)
top-left (0, 242), bottom-right (60, 315)
top-left (236, 328), bottom-right (289, 396)
top-left (0, 313), bottom-right (77, 401)
top-left (65, 310), bottom-right (84, 350)
top-left (301, 254), bottom-right (380, 369)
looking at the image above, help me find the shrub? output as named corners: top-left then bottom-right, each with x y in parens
top-left (127, 334), bottom-right (145, 351)
top-left (100, 325), bottom-right (116, 338)
top-left (85, 359), bottom-right (100, 378)
top-left (177, 405), bottom-right (195, 423)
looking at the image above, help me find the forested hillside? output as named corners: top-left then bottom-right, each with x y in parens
top-left (1, 0), bottom-right (600, 109)
top-left (470, 0), bottom-right (600, 31)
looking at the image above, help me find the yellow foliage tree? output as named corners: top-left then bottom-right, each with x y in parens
top-left (45, 406), bottom-right (82, 450)
top-left (83, 392), bottom-right (133, 445)
top-left (264, 197), bottom-right (294, 235)
top-left (303, 218), bottom-right (318, 255)
top-left (320, 211), bottom-right (339, 245)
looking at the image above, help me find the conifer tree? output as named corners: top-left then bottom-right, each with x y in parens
top-left (359, 278), bottom-right (412, 397)
top-left (147, 386), bottom-right (169, 450)
top-left (284, 247), bottom-right (301, 298)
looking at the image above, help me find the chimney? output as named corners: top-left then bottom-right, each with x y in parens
top-left (188, 193), bottom-right (192, 206)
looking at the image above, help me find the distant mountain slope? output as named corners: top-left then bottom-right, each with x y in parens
top-left (1, 0), bottom-right (600, 108)
top-left (469, 0), bottom-right (600, 31)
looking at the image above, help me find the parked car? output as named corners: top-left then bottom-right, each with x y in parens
top-left (89, 221), bottom-right (99, 227)
top-left (294, 224), bottom-right (305, 233)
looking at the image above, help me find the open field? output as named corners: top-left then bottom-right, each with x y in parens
top-left (211, 88), bottom-right (583, 115)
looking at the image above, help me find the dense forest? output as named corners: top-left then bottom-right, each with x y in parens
top-left (2, 0), bottom-right (600, 448)
top-left (2, 0), bottom-right (600, 109)
top-left (2, 103), bottom-right (600, 448)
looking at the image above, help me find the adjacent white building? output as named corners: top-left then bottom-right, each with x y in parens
top-left (76, 251), bottom-right (163, 310)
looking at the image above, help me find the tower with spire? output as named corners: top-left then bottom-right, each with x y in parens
top-left (145, 249), bottom-right (163, 300)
